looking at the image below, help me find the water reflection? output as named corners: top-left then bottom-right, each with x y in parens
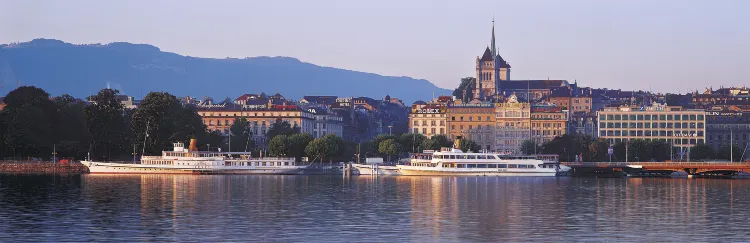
top-left (1, 174), bottom-right (749, 242)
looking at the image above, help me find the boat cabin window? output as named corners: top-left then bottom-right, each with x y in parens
top-left (457, 164), bottom-right (466, 168)
top-left (498, 164), bottom-right (507, 168)
top-left (467, 164), bottom-right (477, 168)
top-left (477, 164), bottom-right (487, 168)
top-left (508, 164), bottom-right (517, 168)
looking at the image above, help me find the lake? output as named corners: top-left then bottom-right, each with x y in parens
top-left (1, 174), bottom-right (748, 242)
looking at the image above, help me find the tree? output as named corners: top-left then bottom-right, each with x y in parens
top-left (459, 139), bottom-right (481, 153)
top-left (690, 143), bottom-right (715, 161)
top-left (717, 144), bottom-right (743, 162)
top-left (228, 117), bottom-right (254, 152)
top-left (421, 134), bottom-right (453, 151)
top-left (1, 86), bottom-right (56, 158)
top-left (53, 94), bottom-right (92, 159)
top-left (305, 134), bottom-right (344, 162)
top-left (452, 77), bottom-right (475, 102)
top-left (627, 139), bottom-right (649, 162)
top-left (85, 89), bottom-right (129, 160)
top-left (268, 135), bottom-right (289, 157)
top-left (266, 120), bottom-right (300, 139)
top-left (541, 134), bottom-right (593, 162)
top-left (288, 133), bottom-right (313, 161)
top-left (520, 140), bottom-right (539, 155)
top-left (131, 92), bottom-right (208, 155)
top-left (370, 134), bottom-right (397, 156)
top-left (398, 133), bottom-right (426, 154)
top-left (378, 139), bottom-right (401, 162)
top-left (588, 139), bottom-right (611, 162)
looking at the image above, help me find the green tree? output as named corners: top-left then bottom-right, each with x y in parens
top-left (588, 139), bottom-right (611, 162)
top-left (266, 120), bottom-right (300, 139)
top-left (398, 133), bottom-right (426, 154)
top-left (452, 77), bottom-right (475, 102)
top-left (717, 144), bottom-right (743, 162)
top-left (459, 139), bottom-right (481, 153)
top-left (520, 140), bottom-right (540, 155)
top-left (305, 134), bottom-right (344, 162)
top-left (647, 140), bottom-right (671, 161)
top-left (132, 92), bottom-right (208, 155)
top-left (268, 135), bottom-right (289, 156)
top-left (54, 94), bottom-right (92, 159)
top-left (1, 86), bottom-right (55, 158)
top-left (421, 134), bottom-right (452, 151)
top-left (690, 143), bottom-right (715, 161)
top-left (85, 89), bottom-right (129, 160)
top-left (541, 134), bottom-right (593, 162)
top-left (627, 139), bottom-right (649, 162)
top-left (288, 133), bottom-right (313, 161)
top-left (378, 139), bottom-right (401, 162)
top-left (228, 117), bottom-right (254, 152)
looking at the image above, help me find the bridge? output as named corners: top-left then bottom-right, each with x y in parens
top-left (562, 162), bottom-right (750, 177)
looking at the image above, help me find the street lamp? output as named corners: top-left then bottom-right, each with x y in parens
top-left (388, 125), bottom-right (393, 135)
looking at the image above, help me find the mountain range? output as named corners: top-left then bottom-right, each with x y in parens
top-left (0, 39), bottom-right (451, 103)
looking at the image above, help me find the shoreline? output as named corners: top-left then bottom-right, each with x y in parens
top-left (0, 161), bottom-right (89, 174)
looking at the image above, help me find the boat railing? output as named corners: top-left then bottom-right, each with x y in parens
top-left (142, 156), bottom-right (162, 160)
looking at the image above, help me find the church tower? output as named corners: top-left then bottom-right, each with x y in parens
top-left (474, 19), bottom-right (511, 100)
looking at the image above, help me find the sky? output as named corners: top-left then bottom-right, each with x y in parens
top-left (2, 0), bottom-right (749, 94)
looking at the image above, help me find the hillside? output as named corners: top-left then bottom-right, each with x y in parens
top-left (0, 39), bottom-right (450, 103)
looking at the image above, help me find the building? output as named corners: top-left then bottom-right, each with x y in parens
top-left (446, 103), bottom-right (495, 151)
top-left (0, 97), bottom-right (5, 111)
top-left (306, 107), bottom-right (344, 138)
top-left (502, 80), bottom-right (570, 103)
top-left (597, 104), bottom-right (706, 148)
top-left (409, 104), bottom-right (447, 138)
top-left (473, 21), bottom-right (511, 100)
top-left (705, 110), bottom-right (750, 160)
top-left (691, 87), bottom-right (750, 110)
top-left (196, 95), bottom-right (318, 147)
top-left (494, 93), bottom-right (530, 154)
top-left (530, 105), bottom-right (569, 146)
top-left (569, 111), bottom-right (598, 138)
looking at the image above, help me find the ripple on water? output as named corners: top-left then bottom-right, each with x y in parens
top-left (1, 175), bottom-right (750, 242)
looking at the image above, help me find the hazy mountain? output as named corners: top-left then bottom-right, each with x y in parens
top-left (0, 39), bottom-right (450, 103)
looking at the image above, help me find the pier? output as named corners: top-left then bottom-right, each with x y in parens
top-left (564, 162), bottom-right (750, 178)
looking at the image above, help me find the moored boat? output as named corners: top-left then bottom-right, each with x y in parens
top-left (81, 140), bottom-right (307, 175)
top-left (397, 137), bottom-right (566, 176)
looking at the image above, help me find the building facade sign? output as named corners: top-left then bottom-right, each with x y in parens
top-left (448, 103), bottom-right (494, 108)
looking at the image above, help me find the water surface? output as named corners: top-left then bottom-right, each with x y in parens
top-left (1, 174), bottom-right (748, 242)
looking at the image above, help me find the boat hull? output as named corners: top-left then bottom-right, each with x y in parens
top-left (351, 164), bottom-right (401, 175)
top-left (82, 161), bottom-right (305, 175)
top-left (396, 165), bottom-right (557, 176)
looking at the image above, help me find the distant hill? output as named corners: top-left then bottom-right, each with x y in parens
top-left (0, 39), bottom-right (450, 103)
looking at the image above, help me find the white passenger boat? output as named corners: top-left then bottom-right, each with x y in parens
top-left (81, 140), bottom-right (307, 175)
top-left (397, 137), bottom-right (568, 176)
top-left (351, 164), bottom-right (401, 175)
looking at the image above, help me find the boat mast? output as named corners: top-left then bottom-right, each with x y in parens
top-left (141, 120), bottom-right (150, 158)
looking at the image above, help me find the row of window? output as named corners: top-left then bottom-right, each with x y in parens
top-left (451, 116), bottom-right (493, 121)
top-left (600, 130), bottom-right (705, 137)
top-left (605, 138), bottom-right (703, 145)
top-left (455, 164), bottom-right (536, 169)
top-left (601, 122), bottom-right (704, 129)
top-left (600, 114), bottom-right (704, 121)
top-left (413, 120), bottom-right (446, 126)
top-left (201, 112), bottom-right (302, 117)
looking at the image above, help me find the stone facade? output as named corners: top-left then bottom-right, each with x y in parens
top-left (409, 104), bottom-right (448, 138)
top-left (446, 103), bottom-right (496, 151)
top-left (530, 106), bottom-right (569, 146)
top-left (494, 94), bottom-right (530, 154)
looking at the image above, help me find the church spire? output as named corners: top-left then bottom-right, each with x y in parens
top-left (490, 18), bottom-right (497, 57)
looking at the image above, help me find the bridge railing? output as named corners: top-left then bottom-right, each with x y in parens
top-left (564, 161), bottom-right (750, 167)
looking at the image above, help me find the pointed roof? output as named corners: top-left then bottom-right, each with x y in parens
top-left (491, 19), bottom-right (497, 57)
top-left (480, 47), bottom-right (494, 61)
top-left (495, 55), bottom-right (511, 68)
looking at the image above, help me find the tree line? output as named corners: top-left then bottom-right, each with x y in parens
top-left (0, 86), bottom-right (224, 161)
top-left (525, 134), bottom-right (745, 162)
